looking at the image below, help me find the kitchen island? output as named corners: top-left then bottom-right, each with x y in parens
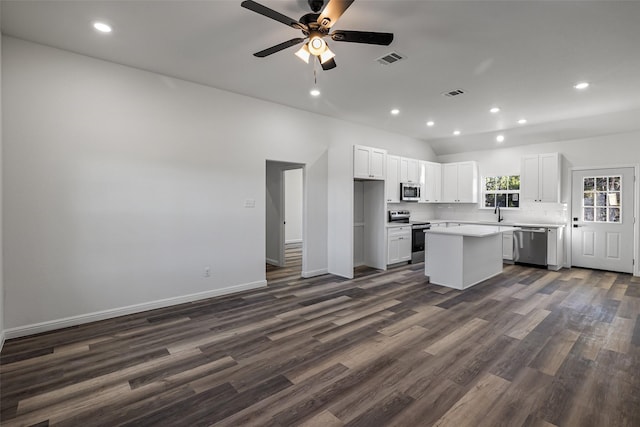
top-left (425, 225), bottom-right (520, 290)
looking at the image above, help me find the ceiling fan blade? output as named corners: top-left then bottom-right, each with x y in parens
top-left (319, 56), bottom-right (337, 70)
top-left (254, 38), bottom-right (306, 57)
top-left (330, 30), bottom-right (393, 45)
top-left (241, 0), bottom-right (307, 31)
top-left (317, 0), bottom-right (354, 30)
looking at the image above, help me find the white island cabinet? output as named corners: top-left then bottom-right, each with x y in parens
top-left (425, 225), bottom-right (519, 290)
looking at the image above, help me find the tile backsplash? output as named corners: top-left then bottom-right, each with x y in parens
top-left (433, 202), bottom-right (568, 224)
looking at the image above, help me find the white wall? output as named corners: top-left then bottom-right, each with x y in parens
top-left (265, 162), bottom-right (283, 266)
top-left (2, 37), bottom-right (433, 334)
top-left (285, 169), bottom-right (303, 244)
top-left (437, 131), bottom-right (640, 274)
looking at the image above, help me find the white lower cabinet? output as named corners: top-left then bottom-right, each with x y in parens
top-left (502, 231), bottom-right (514, 261)
top-left (547, 227), bottom-right (564, 270)
top-left (387, 226), bottom-right (411, 265)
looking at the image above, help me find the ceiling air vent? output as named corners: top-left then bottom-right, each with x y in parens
top-left (376, 51), bottom-right (405, 65)
top-left (442, 89), bottom-right (466, 97)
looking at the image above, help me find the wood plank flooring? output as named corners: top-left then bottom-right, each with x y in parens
top-left (2, 263), bottom-right (640, 426)
top-left (266, 242), bottom-right (302, 283)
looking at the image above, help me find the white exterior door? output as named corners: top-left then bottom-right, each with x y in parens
top-left (571, 167), bottom-right (635, 273)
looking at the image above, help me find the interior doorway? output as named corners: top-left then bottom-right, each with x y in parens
top-left (265, 160), bottom-right (305, 283)
top-left (571, 167), bottom-right (636, 273)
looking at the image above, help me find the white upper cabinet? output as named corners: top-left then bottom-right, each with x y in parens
top-left (420, 161), bottom-right (442, 203)
top-left (521, 153), bottom-right (560, 203)
top-left (400, 157), bottom-right (420, 183)
top-left (441, 161), bottom-right (478, 203)
top-left (353, 145), bottom-right (387, 180)
top-left (386, 155), bottom-right (401, 203)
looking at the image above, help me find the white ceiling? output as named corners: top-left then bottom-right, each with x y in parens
top-left (3, 0), bottom-right (640, 155)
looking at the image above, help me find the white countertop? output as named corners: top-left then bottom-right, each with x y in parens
top-left (428, 219), bottom-right (566, 228)
top-left (425, 224), bottom-right (520, 237)
top-left (385, 223), bottom-right (411, 228)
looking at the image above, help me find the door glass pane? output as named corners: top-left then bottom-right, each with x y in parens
top-left (609, 208), bottom-right (621, 223)
top-left (584, 207), bottom-right (594, 222)
top-left (584, 178), bottom-right (595, 191)
top-left (583, 192), bottom-right (594, 206)
top-left (609, 176), bottom-right (621, 191)
top-left (583, 175), bottom-right (622, 223)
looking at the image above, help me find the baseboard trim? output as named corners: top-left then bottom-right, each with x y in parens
top-left (285, 239), bottom-right (302, 244)
top-left (301, 268), bottom-right (328, 278)
top-left (265, 257), bottom-right (281, 266)
top-left (0, 330), bottom-right (5, 353)
top-left (3, 280), bottom-right (267, 340)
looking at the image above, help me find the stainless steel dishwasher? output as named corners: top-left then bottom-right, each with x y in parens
top-left (513, 227), bottom-right (548, 266)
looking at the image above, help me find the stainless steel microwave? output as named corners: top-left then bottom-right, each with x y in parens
top-left (400, 183), bottom-right (420, 202)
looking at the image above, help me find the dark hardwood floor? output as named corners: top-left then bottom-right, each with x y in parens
top-left (2, 261), bottom-right (640, 426)
top-left (266, 242), bottom-right (303, 283)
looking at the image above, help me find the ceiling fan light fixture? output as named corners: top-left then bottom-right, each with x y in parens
top-left (319, 46), bottom-right (335, 64)
top-left (295, 44), bottom-right (311, 63)
top-left (308, 36), bottom-right (326, 56)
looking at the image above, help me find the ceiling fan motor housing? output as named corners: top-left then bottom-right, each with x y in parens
top-left (308, 0), bottom-right (325, 13)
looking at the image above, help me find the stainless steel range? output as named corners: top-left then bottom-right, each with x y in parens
top-left (388, 210), bottom-right (431, 264)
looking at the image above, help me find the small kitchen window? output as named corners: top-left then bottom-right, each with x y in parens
top-left (482, 175), bottom-right (520, 209)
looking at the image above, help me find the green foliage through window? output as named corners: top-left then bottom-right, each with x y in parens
top-left (483, 175), bottom-right (520, 208)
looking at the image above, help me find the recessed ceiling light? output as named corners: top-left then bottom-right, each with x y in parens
top-left (496, 135), bottom-right (505, 143)
top-left (574, 82), bottom-right (590, 90)
top-left (453, 130), bottom-right (461, 136)
top-left (489, 107), bottom-right (501, 114)
top-left (390, 109), bottom-right (400, 115)
top-left (426, 121), bottom-right (435, 127)
top-left (93, 22), bottom-right (112, 33)
top-left (517, 118), bottom-right (527, 124)
top-left (310, 88), bottom-right (321, 97)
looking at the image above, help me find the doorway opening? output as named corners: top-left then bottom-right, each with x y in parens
top-left (265, 160), bottom-right (305, 283)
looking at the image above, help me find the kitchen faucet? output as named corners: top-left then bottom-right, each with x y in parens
top-left (494, 205), bottom-right (504, 222)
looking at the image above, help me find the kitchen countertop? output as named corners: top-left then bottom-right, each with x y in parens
top-left (425, 224), bottom-right (520, 237)
top-left (385, 223), bottom-right (412, 228)
top-left (428, 219), bottom-right (566, 228)
top-left (386, 220), bottom-right (566, 229)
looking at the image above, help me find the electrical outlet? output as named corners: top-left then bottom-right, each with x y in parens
top-left (203, 266), bottom-right (211, 277)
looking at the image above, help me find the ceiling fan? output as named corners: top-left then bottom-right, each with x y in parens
top-left (241, 0), bottom-right (394, 70)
